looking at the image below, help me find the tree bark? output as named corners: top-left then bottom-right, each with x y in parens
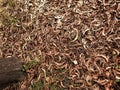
top-left (0, 57), bottom-right (26, 89)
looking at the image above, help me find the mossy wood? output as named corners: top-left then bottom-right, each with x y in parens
top-left (0, 57), bottom-right (25, 89)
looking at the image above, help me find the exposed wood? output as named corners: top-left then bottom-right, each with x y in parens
top-left (0, 57), bottom-right (26, 89)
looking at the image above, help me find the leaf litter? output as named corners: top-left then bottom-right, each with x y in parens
top-left (0, 0), bottom-right (120, 90)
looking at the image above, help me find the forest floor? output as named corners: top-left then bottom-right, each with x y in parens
top-left (0, 0), bottom-right (120, 90)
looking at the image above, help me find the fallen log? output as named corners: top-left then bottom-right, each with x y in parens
top-left (0, 57), bottom-right (26, 89)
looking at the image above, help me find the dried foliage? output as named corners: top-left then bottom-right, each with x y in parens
top-left (0, 0), bottom-right (120, 90)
